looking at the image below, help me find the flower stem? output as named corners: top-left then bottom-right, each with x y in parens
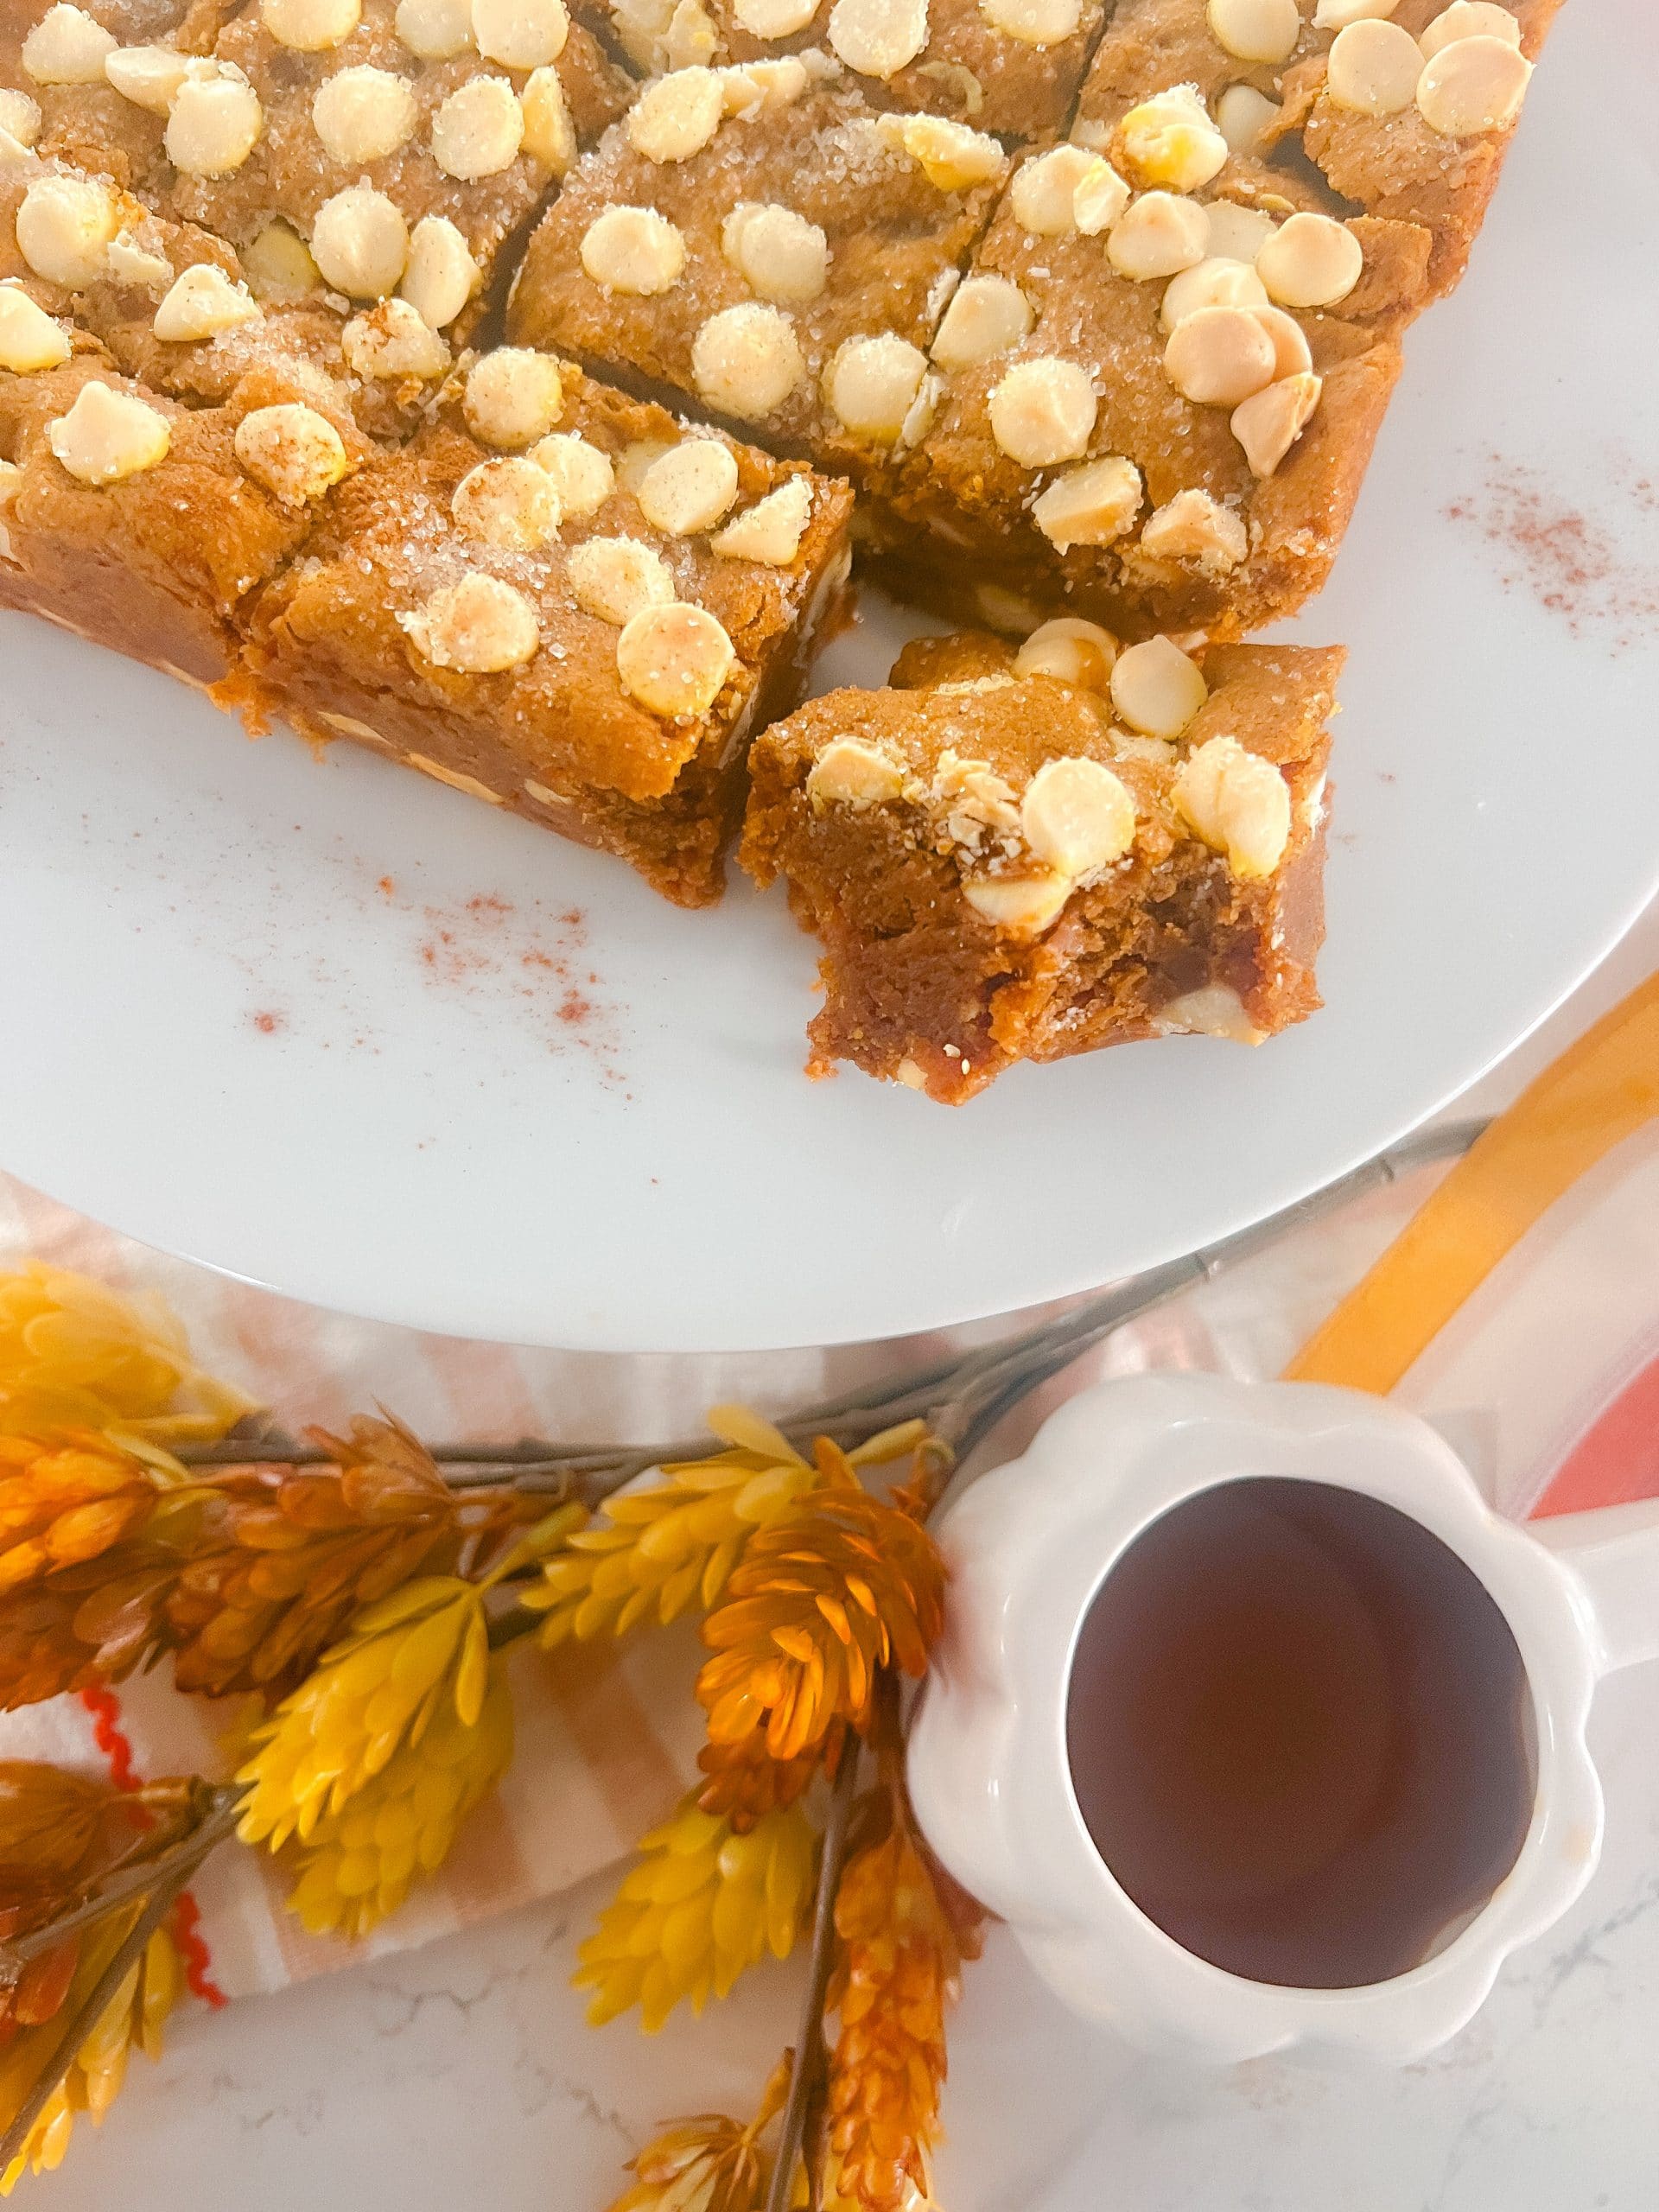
top-left (0, 1792), bottom-right (243, 1974)
top-left (767, 1745), bottom-right (861, 2212)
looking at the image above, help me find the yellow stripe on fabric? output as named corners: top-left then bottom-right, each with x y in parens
top-left (1286, 972), bottom-right (1659, 1395)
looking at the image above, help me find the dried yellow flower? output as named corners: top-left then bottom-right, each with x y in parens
top-left (0, 1915), bottom-right (182, 2193)
top-left (284, 1652), bottom-right (514, 1940)
top-left (0, 1262), bottom-right (254, 1450)
top-left (607, 2058), bottom-right (797, 2212)
top-left (696, 1447), bottom-right (946, 1765)
top-left (235, 1574), bottom-right (490, 1849)
top-left (575, 1793), bottom-right (816, 2032)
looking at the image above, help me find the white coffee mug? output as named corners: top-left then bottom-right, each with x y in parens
top-left (906, 1372), bottom-right (1659, 2067)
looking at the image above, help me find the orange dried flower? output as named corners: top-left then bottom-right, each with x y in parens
top-left (696, 1446), bottom-right (945, 1767)
top-left (0, 1437), bottom-right (159, 1600)
top-left (0, 1764), bottom-right (150, 2051)
top-left (607, 2056), bottom-right (797, 2212)
top-left (695, 1723), bottom-right (843, 1833)
top-left (820, 1809), bottom-right (968, 2212)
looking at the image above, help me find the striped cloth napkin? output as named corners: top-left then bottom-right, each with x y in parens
top-left (1, 913), bottom-right (1653, 2005)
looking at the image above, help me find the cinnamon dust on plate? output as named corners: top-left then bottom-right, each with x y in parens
top-left (1445, 452), bottom-right (1659, 650)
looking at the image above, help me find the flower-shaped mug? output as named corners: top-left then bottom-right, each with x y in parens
top-left (906, 1372), bottom-right (1659, 2066)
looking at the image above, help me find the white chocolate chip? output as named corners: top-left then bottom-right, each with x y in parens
top-left (963, 870), bottom-right (1071, 936)
top-left (244, 219), bottom-right (321, 302)
top-left (1106, 190), bottom-right (1210, 280)
top-left (472, 0), bottom-right (569, 68)
top-left (732, 0), bottom-right (821, 33)
top-left (1163, 302), bottom-right (1277, 406)
top-left (691, 303), bottom-right (804, 420)
top-left (16, 173), bottom-right (118, 289)
top-left (615, 601), bottom-right (734, 716)
top-left (1249, 302), bottom-right (1313, 378)
top-left (452, 454), bottom-right (562, 546)
top-left (48, 379), bottom-right (169, 486)
top-left (724, 54), bottom-right (810, 105)
top-left (396, 0), bottom-right (474, 57)
top-left (0, 286), bottom-right (72, 373)
top-left (987, 356), bottom-right (1096, 469)
top-left (1203, 199), bottom-right (1278, 262)
top-left (826, 333), bottom-right (928, 443)
top-left (105, 229), bottom-right (173, 289)
top-left (1116, 84), bottom-right (1229, 193)
top-left (1009, 143), bottom-right (1097, 236)
top-left (1020, 755), bottom-right (1135, 875)
top-left (310, 185), bottom-right (409, 296)
top-left (663, 0), bottom-right (720, 68)
top-left (1160, 256), bottom-right (1268, 331)
top-left (1072, 156), bottom-right (1131, 235)
top-left (931, 274), bottom-right (1032, 371)
top-left (531, 430), bottom-right (613, 516)
top-left (264, 0), bottom-right (361, 48)
top-left (721, 202), bottom-right (829, 306)
top-left (465, 346), bottom-right (564, 447)
top-left (636, 438), bottom-right (739, 534)
top-left (1152, 982), bottom-right (1265, 1041)
top-left (1415, 34), bottom-right (1530, 135)
top-left (1014, 617), bottom-right (1118, 690)
top-left (1139, 487), bottom-right (1249, 570)
top-left (1314, 0), bottom-right (1402, 26)
top-left (153, 262), bottom-right (262, 341)
top-left (0, 90), bottom-right (41, 147)
top-left (709, 474), bottom-right (811, 564)
top-left (312, 67), bottom-right (419, 165)
top-left (981, 0), bottom-right (1084, 44)
top-left (1230, 367), bottom-right (1321, 475)
top-left (807, 738), bottom-right (905, 807)
top-left (402, 573), bottom-right (540, 671)
top-left (1214, 81), bottom-right (1281, 154)
top-left (1205, 0), bottom-right (1300, 65)
top-left (234, 402), bottom-right (349, 505)
top-left (581, 204), bottom-right (686, 295)
top-left (1418, 3), bottom-right (1520, 60)
top-left (1325, 18), bottom-right (1424, 114)
top-left (399, 214), bottom-right (481, 327)
top-left (22, 6), bottom-right (116, 85)
top-left (104, 44), bottom-right (192, 112)
top-left (342, 295), bottom-right (451, 377)
top-left (1173, 734), bottom-right (1289, 877)
top-left (828, 0), bottom-right (927, 79)
top-left (894, 113), bottom-right (1007, 193)
top-left (1032, 454), bottom-right (1142, 550)
top-left (431, 73), bottom-right (524, 176)
top-left (166, 72), bottom-right (264, 178)
top-left (520, 64), bottom-right (575, 170)
top-left (568, 533), bottom-right (674, 624)
top-left (626, 65), bottom-right (723, 160)
top-left (1110, 634), bottom-right (1207, 738)
top-left (1255, 210), bottom-right (1361, 308)
top-left (614, 435), bottom-right (674, 494)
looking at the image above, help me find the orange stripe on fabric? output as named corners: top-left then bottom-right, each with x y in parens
top-left (210, 1279), bottom-right (359, 1429)
top-left (1286, 973), bottom-right (1659, 1395)
top-left (416, 1332), bottom-right (543, 1440)
top-left (537, 1640), bottom-right (685, 1840)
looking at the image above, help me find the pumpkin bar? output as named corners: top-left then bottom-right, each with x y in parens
top-left (1076, 0), bottom-right (1563, 302)
top-left (0, 345), bottom-right (356, 682)
top-left (506, 57), bottom-right (1007, 494)
top-left (232, 345), bottom-right (854, 906)
top-left (741, 620), bottom-right (1338, 1102)
top-left (599, 0), bottom-right (1108, 141)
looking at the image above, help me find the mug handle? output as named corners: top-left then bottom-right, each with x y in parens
top-left (1533, 1498), bottom-right (1659, 1675)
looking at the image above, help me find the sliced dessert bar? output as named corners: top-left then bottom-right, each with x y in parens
top-left (741, 620), bottom-right (1338, 1102)
top-left (0, 346), bottom-right (356, 681)
top-left (506, 58), bottom-right (1007, 494)
top-left (598, 0), bottom-right (1108, 141)
top-left (233, 345), bottom-right (854, 905)
top-left (1076, 0), bottom-right (1563, 301)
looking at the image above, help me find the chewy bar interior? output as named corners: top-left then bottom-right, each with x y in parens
top-left (596, 0), bottom-right (1109, 142)
top-left (232, 346), bottom-right (855, 906)
top-left (741, 620), bottom-right (1338, 1103)
top-left (505, 58), bottom-right (1007, 494)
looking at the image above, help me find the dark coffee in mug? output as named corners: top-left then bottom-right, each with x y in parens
top-left (1065, 1478), bottom-right (1536, 1989)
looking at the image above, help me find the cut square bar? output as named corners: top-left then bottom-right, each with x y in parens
top-left (741, 622), bottom-right (1338, 1102)
top-left (232, 345), bottom-right (854, 905)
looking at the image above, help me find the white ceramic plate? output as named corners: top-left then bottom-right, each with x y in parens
top-left (1, 3), bottom-right (1653, 1352)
